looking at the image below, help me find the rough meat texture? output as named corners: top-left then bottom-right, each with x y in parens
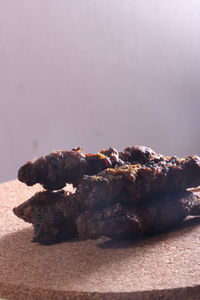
top-left (18, 149), bottom-right (113, 190)
top-left (76, 191), bottom-right (200, 239)
top-left (13, 190), bottom-right (200, 244)
top-left (13, 190), bottom-right (80, 245)
top-left (14, 145), bottom-right (200, 245)
top-left (74, 156), bottom-right (200, 210)
top-left (18, 146), bottom-right (200, 194)
top-left (100, 148), bottom-right (124, 166)
top-left (119, 145), bottom-right (162, 164)
top-left (17, 146), bottom-right (165, 191)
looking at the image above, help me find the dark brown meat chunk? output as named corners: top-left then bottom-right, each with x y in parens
top-left (14, 145), bottom-right (200, 245)
top-left (18, 145), bottom-right (199, 193)
top-left (13, 189), bottom-right (200, 244)
top-left (100, 148), bottom-right (124, 166)
top-left (119, 145), bottom-right (162, 164)
top-left (17, 146), bottom-right (165, 191)
top-left (13, 190), bottom-right (80, 245)
top-left (76, 191), bottom-right (200, 239)
top-left (18, 148), bottom-right (113, 190)
top-left (74, 156), bottom-right (200, 210)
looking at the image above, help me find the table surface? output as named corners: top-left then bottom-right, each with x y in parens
top-left (0, 180), bottom-right (200, 300)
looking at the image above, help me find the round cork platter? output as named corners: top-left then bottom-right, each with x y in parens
top-left (0, 180), bottom-right (200, 300)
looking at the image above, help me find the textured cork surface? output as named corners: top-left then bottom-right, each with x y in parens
top-left (0, 180), bottom-right (200, 300)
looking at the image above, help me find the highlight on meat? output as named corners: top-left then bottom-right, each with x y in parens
top-left (14, 146), bottom-right (200, 245)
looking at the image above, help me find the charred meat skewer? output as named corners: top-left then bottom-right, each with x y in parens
top-left (18, 148), bottom-right (113, 190)
top-left (76, 191), bottom-right (200, 239)
top-left (18, 145), bottom-right (200, 192)
top-left (13, 190), bottom-right (200, 245)
top-left (74, 156), bottom-right (200, 210)
top-left (17, 146), bottom-right (165, 191)
top-left (13, 190), bottom-right (80, 245)
top-left (18, 148), bottom-right (125, 190)
top-left (14, 145), bottom-right (200, 245)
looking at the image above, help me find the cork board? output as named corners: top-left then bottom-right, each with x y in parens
top-left (0, 180), bottom-right (200, 300)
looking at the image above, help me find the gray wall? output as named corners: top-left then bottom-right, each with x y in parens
top-left (1, 0), bottom-right (200, 182)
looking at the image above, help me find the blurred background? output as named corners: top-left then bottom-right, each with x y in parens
top-left (0, 0), bottom-right (200, 183)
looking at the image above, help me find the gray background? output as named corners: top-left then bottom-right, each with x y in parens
top-left (0, 0), bottom-right (200, 182)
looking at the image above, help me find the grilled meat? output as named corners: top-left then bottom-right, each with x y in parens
top-left (119, 145), bottom-right (162, 164)
top-left (14, 146), bottom-right (200, 245)
top-left (18, 148), bottom-right (113, 190)
top-left (13, 189), bottom-right (200, 244)
top-left (74, 156), bottom-right (200, 210)
top-left (76, 191), bottom-right (200, 239)
top-left (18, 146), bottom-right (200, 194)
top-left (13, 190), bottom-right (80, 245)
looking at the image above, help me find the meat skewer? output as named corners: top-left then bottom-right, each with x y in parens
top-left (17, 146), bottom-right (165, 191)
top-left (13, 190), bottom-right (200, 245)
top-left (14, 145), bottom-right (200, 246)
top-left (74, 155), bottom-right (200, 210)
top-left (76, 191), bottom-right (200, 240)
top-left (17, 147), bottom-right (129, 190)
top-left (18, 148), bottom-right (114, 190)
top-left (17, 145), bottom-right (200, 193)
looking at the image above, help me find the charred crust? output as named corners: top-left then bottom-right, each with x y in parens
top-left (14, 146), bottom-right (200, 245)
